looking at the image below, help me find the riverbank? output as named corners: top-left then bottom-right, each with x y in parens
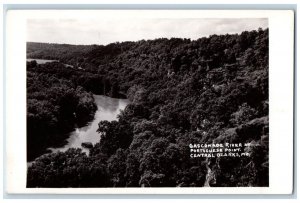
top-left (28, 95), bottom-right (129, 162)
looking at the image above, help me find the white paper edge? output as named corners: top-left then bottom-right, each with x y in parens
top-left (5, 9), bottom-right (294, 194)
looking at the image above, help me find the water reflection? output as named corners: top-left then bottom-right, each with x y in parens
top-left (48, 95), bottom-right (129, 155)
top-left (27, 58), bottom-right (58, 64)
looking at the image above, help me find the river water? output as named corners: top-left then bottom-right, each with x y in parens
top-left (27, 58), bottom-right (74, 68)
top-left (27, 58), bottom-right (58, 64)
top-left (48, 95), bottom-right (129, 155)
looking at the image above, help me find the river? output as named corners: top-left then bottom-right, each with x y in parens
top-left (27, 58), bottom-right (58, 64)
top-left (48, 95), bottom-right (129, 155)
top-left (27, 95), bottom-right (129, 167)
top-left (27, 58), bottom-right (74, 68)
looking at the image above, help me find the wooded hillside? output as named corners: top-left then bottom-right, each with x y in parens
top-left (27, 28), bottom-right (269, 187)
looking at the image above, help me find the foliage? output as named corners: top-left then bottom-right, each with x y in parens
top-left (27, 65), bottom-right (97, 161)
top-left (27, 28), bottom-right (269, 187)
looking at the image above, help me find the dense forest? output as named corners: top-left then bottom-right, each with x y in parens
top-left (27, 61), bottom-right (98, 160)
top-left (27, 28), bottom-right (269, 187)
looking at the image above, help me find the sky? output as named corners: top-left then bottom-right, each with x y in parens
top-left (27, 18), bottom-right (268, 45)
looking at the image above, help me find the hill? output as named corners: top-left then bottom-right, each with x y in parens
top-left (27, 28), bottom-right (269, 187)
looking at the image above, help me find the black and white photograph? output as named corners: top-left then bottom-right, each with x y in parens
top-left (25, 16), bottom-right (269, 188)
top-left (4, 9), bottom-right (294, 195)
